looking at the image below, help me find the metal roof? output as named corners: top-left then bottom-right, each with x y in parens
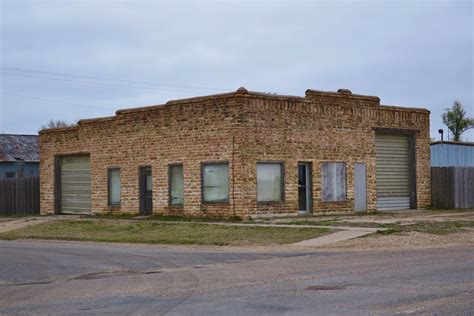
top-left (0, 134), bottom-right (39, 162)
top-left (431, 141), bottom-right (474, 147)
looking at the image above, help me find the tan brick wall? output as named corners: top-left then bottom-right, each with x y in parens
top-left (40, 88), bottom-right (431, 218)
top-left (238, 90), bottom-right (431, 216)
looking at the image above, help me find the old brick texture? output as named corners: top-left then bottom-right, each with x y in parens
top-left (39, 88), bottom-right (431, 218)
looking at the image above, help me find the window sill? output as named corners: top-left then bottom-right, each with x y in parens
top-left (168, 204), bottom-right (184, 208)
top-left (321, 201), bottom-right (347, 204)
top-left (257, 201), bottom-right (285, 205)
top-left (202, 201), bottom-right (230, 205)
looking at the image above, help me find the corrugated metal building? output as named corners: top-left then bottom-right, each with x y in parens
top-left (430, 141), bottom-right (474, 167)
top-left (430, 141), bottom-right (474, 208)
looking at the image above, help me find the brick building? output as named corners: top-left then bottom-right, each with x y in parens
top-left (39, 87), bottom-right (431, 218)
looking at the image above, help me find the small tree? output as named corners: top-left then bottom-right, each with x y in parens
top-left (41, 120), bottom-right (72, 130)
top-left (441, 101), bottom-right (473, 141)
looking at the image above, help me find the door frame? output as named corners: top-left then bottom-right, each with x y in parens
top-left (139, 166), bottom-right (153, 215)
top-left (298, 162), bottom-right (313, 214)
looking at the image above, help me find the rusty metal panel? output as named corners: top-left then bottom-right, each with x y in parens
top-left (321, 162), bottom-right (346, 202)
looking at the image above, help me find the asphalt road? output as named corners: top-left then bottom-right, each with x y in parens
top-left (0, 240), bottom-right (473, 315)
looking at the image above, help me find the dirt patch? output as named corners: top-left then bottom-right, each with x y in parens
top-left (322, 228), bottom-right (474, 250)
top-left (0, 219), bottom-right (14, 223)
top-left (273, 210), bottom-right (474, 224)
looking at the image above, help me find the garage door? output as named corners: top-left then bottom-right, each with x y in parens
top-left (61, 156), bottom-right (91, 214)
top-left (375, 134), bottom-right (410, 211)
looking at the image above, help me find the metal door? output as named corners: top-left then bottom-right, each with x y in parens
top-left (139, 166), bottom-right (153, 215)
top-left (354, 163), bottom-right (367, 212)
top-left (375, 133), bottom-right (410, 210)
top-left (60, 156), bottom-right (91, 214)
top-left (298, 162), bottom-right (312, 214)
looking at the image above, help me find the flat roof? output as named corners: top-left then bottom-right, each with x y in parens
top-left (39, 87), bottom-right (430, 134)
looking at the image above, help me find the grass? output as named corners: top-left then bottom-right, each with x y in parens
top-left (149, 215), bottom-right (243, 223)
top-left (0, 219), bottom-right (329, 246)
top-left (275, 219), bottom-right (343, 226)
top-left (88, 213), bottom-right (244, 223)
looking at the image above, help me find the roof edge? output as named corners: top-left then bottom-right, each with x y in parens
top-left (0, 133), bottom-right (38, 137)
top-left (78, 116), bottom-right (116, 125)
top-left (116, 103), bottom-right (166, 115)
top-left (39, 125), bottom-right (79, 134)
top-left (305, 89), bottom-right (381, 102)
top-left (165, 90), bottom-right (242, 105)
top-left (379, 104), bottom-right (430, 114)
top-left (431, 141), bottom-right (474, 147)
top-left (116, 88), bottom-right (309, 114)
top-left (245, 90), bottom-right (306, 101)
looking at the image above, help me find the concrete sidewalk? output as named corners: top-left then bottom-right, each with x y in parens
top-left (293, 230), bottom-right (376, 246)
top-left (0, 217), bottom-right (56, 233)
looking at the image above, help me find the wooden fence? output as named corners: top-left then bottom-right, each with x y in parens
top-left (0, 176), bottom-right (40, 215)
top-left (431, 167), bottom-right (474, 209)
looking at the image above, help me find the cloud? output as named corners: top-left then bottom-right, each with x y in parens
top-left (0, 0), bottom-right (472, 139)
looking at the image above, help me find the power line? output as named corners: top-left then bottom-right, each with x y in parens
top-left (1, 71), bottom-right (220, 94)
top-left (1, 66), bottom-right (229, 92)
top-left (1, 71), bottom-right (175, 91)
top-left (2, 66), bottom-right (228, 90)
top-left (2, 92), bottom-right (110, 110)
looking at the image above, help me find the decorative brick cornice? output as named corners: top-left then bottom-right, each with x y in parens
top-left (379, 104), bottom-right (430, 114)
top-left (40, 88), bottom-right (430, 133)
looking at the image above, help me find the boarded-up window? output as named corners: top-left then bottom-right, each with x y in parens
top-left (108, 168), bottom-right (121, 206)
top-left (202, 163), bottom-right (229, 203)
top-left (169, 164), bottom-right (184, 205)
top-left (321, 163), bottom-right (346, 202)
top-left (257, 163), bottom-right (283, 202)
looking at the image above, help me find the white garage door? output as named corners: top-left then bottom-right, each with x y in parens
top-left (375, 134), bottom-right (410, 211)
top-left (61, 156), bottom-right (91, 214)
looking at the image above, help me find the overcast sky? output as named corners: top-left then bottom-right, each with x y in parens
top-left (1, 0), bottom-right (473, 140)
